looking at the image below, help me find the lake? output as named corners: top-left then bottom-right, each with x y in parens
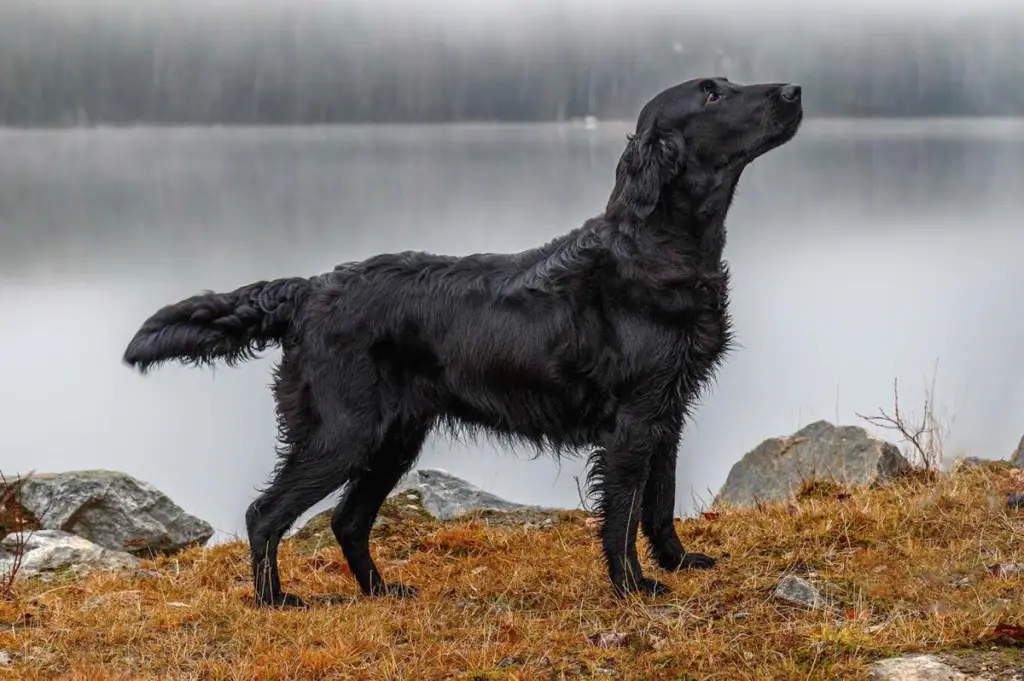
top-left (2, 119), bottom-right (1023, 541)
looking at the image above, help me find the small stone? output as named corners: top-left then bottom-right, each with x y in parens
top-left (541, 518), bottom-right (554, 527)
top-left (0, 651), bottom-right (10, 666)
top-left (587, 632), bottom-right (630, 648)
top-left (1007, 494), bottom-right (1024, 510)
top-left (987, 563), bottom-right (1024, 578)
top-left (471, 566), bottom-right (487, 576)
top-left (165, 601), bottom-right (188, 608)
top-left (773, 575), bottom-right (823, 610)
top-left (497, 656), bottom-right (523, 668)
top-left (134, 569), bottom-right (162, 580)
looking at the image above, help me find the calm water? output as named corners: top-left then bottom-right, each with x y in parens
top-left (2, 119), bottom-right (1023, 540)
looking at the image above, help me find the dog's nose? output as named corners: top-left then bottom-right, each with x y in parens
top-left (780, 84), bottom-right (802, 102)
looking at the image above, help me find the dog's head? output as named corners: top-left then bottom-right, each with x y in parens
top-left (609, 77), bottom-right (803, 221)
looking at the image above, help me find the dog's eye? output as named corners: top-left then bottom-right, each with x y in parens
top-left (705, 92), bottom-right (721, 104)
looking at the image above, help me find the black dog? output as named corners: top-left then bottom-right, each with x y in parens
top-left (123, 77), bottom-right (803, 608)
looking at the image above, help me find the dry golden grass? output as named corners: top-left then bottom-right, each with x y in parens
top-left (2, 465), bottom-right (1023, 680)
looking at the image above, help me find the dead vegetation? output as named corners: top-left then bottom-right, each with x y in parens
top-left (0, 462), bottom-right (1022, 680)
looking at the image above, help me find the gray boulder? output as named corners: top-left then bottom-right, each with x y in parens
top-left (15, 470), bottom-right (213, 555)
top-left (1, 529), bottom-right (139, 578)
top-left (1011, 435), bottom-right (1024, 468)
top-left (716, 421), bottom-right (910, 508)
top-left (389, 469), bottom-right (554, 520)
top-left (867, 655), bottom-right (981, 680)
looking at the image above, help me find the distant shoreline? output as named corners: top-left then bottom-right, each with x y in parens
top-left (1, 114), bottom-right (1023, 133)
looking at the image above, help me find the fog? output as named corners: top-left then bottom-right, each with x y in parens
top-left (1, 2), bottom-right (1023, 541)
top-left (2, 0), bottom-right (1024, 124)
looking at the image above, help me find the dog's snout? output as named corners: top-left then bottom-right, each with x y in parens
top-left (780, 84), bottom-right (801, 103)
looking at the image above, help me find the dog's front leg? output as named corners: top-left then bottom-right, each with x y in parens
top-left (591, 425), bottom-right (670, 597)
top-left (640, 434), bottom-right (716, 572)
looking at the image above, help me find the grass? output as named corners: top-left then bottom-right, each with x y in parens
top-left (2, 464), bottom-right (1023, 680)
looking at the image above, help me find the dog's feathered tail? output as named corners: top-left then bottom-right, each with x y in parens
top-left (123, 277), bottom-right (313, 373)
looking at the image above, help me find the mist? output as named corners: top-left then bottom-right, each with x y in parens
top-left (2, 0), bottom-right (1024, 126)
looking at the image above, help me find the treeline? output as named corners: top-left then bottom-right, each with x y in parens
top-left (0, 2), bottom-right (1022, 126)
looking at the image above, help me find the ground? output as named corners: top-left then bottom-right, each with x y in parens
top-left (1, 465), bottom-right (1023, 680)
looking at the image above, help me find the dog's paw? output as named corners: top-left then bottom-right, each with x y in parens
top-left (679, 552), bottom-right (716, 570)
top-left (613, 576), bottom-right (672, 597)
top-left (255, 591), bottom-right (308, 609)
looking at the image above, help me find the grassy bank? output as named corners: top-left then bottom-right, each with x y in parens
top-left (2, 464), bottom-right (1023, 680)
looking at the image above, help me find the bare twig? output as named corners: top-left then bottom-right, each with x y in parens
top-left (0, 469), bottom-right (37, 600)
top-left (855, 362), bottom-right (951, 471)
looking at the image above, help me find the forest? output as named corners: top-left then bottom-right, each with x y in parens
top-left (0, 2), bottom-right (1021, 126)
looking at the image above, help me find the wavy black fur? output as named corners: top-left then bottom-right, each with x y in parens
top-left (123, 77), bottom-right (803, 607)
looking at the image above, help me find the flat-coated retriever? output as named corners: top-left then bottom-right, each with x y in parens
top-left (123, 77), bottom-right (803, 608)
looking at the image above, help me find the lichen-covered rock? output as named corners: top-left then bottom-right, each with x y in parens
top-left (14, 470), bottom-right (213, 555)
top-left (867, 655), bottom-right (980, 680)
top-left (390, 469), bottom-right (554, 521)
top-left (0, 529), bottom-right (139, 578)
top-left (716, 421), bottom-right (910, 508)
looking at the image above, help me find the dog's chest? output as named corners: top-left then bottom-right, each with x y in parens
top-left (666, 276), bottom-right (733, 392)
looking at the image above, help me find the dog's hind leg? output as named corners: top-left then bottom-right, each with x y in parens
top-left (331, 420), bottom-right (429, 598)
top-left (640, 432), bottom-right (716, 572)
top-left (245, 454), bottom-right (354, 608)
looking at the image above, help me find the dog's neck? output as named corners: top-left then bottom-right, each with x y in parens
top-left (642, 170), bottom-right (742, 270)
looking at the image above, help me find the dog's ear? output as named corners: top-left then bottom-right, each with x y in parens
top-left (609, 123), bottom-right (683, 222)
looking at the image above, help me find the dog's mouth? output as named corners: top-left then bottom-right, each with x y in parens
top-left (747, 106), bottom-right (802, 160)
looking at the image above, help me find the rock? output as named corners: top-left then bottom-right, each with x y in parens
top-left (388, 469), bottom-right (555, 521)
top-left (773, 575), bottom-right (827, 610)
top-left (1011, 436), bottom-right (1024, 468)
top-left (13, 470), bottom-right (213, 555)
top-left (0, 529), bottom-right (139, 578)
top-left (0, 650), bottom-right (10, 666)
top-left (716, 421), bottom-right (910, 507)
top-left (1008, 494), bottom-right (1024, 510)
top-left (867, 655), bottom-right (981, 680)
top-left (949, 457), bottom-right (987, 474)
top-left (987, 563), bottom-right (1024, 578)
top-left (587, 632), bottom-right (630, 648)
